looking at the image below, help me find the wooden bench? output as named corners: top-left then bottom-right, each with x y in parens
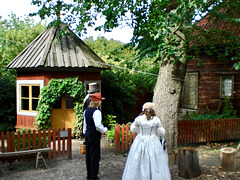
top-left (0, 148), bottom-right (52, 169)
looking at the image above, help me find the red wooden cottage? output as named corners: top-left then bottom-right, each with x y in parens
top-left (180, 9), bottom-right (240, 116)
top-left (6, 24), bottom-right (109, 130)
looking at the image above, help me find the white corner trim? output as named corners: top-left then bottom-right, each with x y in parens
top-left (17, 80), bottom-right (44, 116)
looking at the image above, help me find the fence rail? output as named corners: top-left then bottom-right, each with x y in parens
top-left (0, 128), bottom-right (72, 160)
top-left (178, 118), bottom-right (240, 145)
top-left (114, 118), bottom-right (240, 154)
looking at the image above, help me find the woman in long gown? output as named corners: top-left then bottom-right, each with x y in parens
top-left (122, 102), bottom-right (171, 180)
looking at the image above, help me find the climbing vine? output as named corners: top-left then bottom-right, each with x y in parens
top-left (35, 77), bottom-right (85, 137)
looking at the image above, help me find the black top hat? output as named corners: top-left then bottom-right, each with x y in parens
top-left (87, 83), bottom-right (98, 93)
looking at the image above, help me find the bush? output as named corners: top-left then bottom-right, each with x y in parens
top-left (0, 77), bottom-right (16, 131)
top-left (104, 114), bottom-right (117, 148)
top-left (188, 97), bottom-right (237, 120)
top-left (101, 69), bottom-right (156, 124)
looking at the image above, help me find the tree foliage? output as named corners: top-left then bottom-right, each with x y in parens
top-left (85, 37), bottom-right (158, 123)
top-left (0, 14), bottom-right (46, 131)
top-left (31, 0), bottom-right (240, 65)
top-left (35, 77), bottom-right (85, 138)
top-left (31, 0), bottom-right (240, 152)
top-left (0, 77), bottom-right (16, 131)
top-left (0, 13), bottom-right (46, 78)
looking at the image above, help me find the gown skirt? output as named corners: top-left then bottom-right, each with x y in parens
top-left (122, 115), bottom-right (171, 180)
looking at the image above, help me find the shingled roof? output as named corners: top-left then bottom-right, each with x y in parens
top-left (6, 24), bottom-right (110, 71)
top-left (196, 9), bottom-right (240, 35)
top-left (190, 8), bottom-right (240, 47)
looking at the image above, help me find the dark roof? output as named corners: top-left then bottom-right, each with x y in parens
top-left (190, 8), bottom-right (240, 47)
top-left (196, 9), bottom-right (240, 35)
top-left (6, 24), bottom-right (110, 70)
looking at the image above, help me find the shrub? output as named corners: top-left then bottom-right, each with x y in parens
top-left (0, 77), bottom-right (16, 131)
top-left (104, 114), bottom-right (117, 148)
top-left (188, 97), bottom-right (237, 120)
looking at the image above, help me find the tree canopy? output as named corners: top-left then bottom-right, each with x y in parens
top-left (31, 0), bottom-right (240, 65)
top-left (85, 37), bottom-right (158, 123)
top-left (0, 13), bottom-right (46, 79)
top-left (31, 0), bottom-right (240, 152)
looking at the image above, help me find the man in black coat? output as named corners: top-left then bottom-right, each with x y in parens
top-left (83, 82), bottom-right (98, 110)
top-left (82, 83), bottom-right (99, 137)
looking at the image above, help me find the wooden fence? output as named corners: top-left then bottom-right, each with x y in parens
top-left (114, 124), bottom-right (136, 154)
top-left (0, 128), bottom-right (72, 160)
top-left (114, 119), bottom-right (240, 153)
top-left (178, 118), bottom-right (240, 145)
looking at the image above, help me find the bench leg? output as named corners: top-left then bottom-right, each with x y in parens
top-left (36, 152), bottom-right (47, 169)
top-left (9, 161), bottom-right (13, 170)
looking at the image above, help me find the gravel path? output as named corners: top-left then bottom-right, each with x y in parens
top-left (0, 139), bottom-right (240, 180)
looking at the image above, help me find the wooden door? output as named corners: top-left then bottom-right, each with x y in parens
top-left (51, 94), bottom-right (76, 129)
top-left (181, 72), bottom-right (198, 109)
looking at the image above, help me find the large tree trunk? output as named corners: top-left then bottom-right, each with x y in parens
top-left (153, 61), bottom-right (186, 153)
top-left (153, 28), bottom-right (186, 154)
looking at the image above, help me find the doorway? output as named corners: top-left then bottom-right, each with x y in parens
top-left (51, 94), bottom-right (76, 130)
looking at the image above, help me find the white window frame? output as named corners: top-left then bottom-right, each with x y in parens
top-left (220, 75), bottom-right (234, 99)
top-left (17, 80), bottom-right (44, 116)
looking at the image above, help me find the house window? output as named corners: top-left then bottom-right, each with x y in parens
top-left (220, 75), bottom-right (234, 98)
top-left (17, 80), bottom-right (44, 116)
top-left (181, 72), bottom-right (198, 109)
top-left (52, 94), bottom-right (74, 109)
top-left (20, 85), bottom-right (40, 111)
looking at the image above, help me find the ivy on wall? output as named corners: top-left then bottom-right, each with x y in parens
top-left (35, 77), bottom-right (85, 137)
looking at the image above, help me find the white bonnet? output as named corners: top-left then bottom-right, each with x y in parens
top-left (142, 102), bottom-right (154, 111)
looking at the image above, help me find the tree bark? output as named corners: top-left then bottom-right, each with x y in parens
top-left (153, 61), bottom-right (185, 153)
top-left (220, 147), bottom-right (236, 171)
top-left (153, 28), bottom-right (186, 154)
top-left (178, 147), bottom-right (201, 179)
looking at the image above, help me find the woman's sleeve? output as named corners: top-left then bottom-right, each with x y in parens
top-left (156, 117), bottom-right (165, 137)
top-left (130, 116), bottom-right (140, 133)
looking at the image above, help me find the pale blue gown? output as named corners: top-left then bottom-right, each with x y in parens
top-left (122, 114), bottom-right (171, 180)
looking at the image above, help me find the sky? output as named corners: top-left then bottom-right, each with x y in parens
top-left (0, 0), bottom-right (133, 44)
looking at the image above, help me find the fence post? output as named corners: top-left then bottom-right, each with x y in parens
top-left (125, 124), bottom-right (129, 151)
top-left (27, 130), bottom-right (31, 150)
top-left (207, 120), bottom-right (211, 142)
top-left (52, 129), bottom-right (56, 158)
top-left (32, 130), bottom-right (36, 149)
top-left (43, 129), bottom-right (47, 148)
top-left (67, 128), bottom-right (72, 159)
top-left (57, 128), bottom-right (61, 157)
top-left (121, 124), bottom-right (125, 151)
top-left (237, 119), bottom-right (240, 139)
top-left (48, 129), bottom-right (52, 159)
top-left (114, 125), bottom-right (120, 154)
top-left (1, 132), bottom-right (5, 153)
top-left (62, 128), bottom-right (66, 157)
top-left (11, 131), bottom-right (15, 152)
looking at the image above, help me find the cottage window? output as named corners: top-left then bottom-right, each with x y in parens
top-left (17, 80), bottom-right (44, 116)
top-left (220, 75), bottom-right (234, 98)
top-left (181, 72), bottom-right (198, 109)
top-left (52, 94), bottom-right (74, 109)
top-left (20, 85), bottom-right (40, 111)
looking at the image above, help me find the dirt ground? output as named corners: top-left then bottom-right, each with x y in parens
top-left (0, 137), bottom-right (240, 180)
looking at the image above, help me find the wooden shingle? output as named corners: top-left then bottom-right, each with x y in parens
top-left (6, 24), bottom-right (109, 70)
